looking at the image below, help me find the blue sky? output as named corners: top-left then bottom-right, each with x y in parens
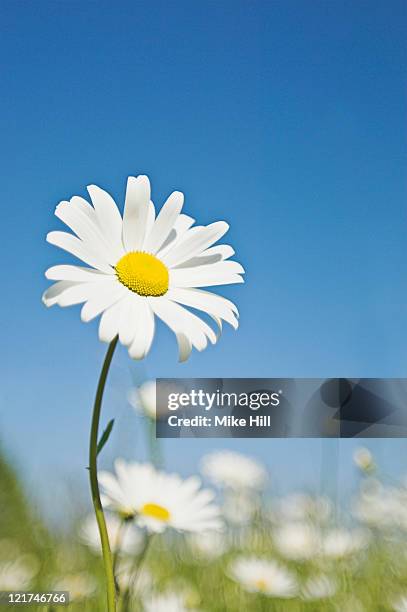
top-left (0, 0), bottom-right (406, 514)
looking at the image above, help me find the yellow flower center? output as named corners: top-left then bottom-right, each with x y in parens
top-left (115, 251), bottom-right (169, 297)
top-left (255, 579), bottom-right (267, 592)
top-left (141, 503), bottom-right (171, 522)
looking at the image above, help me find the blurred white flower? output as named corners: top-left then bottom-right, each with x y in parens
top-left (228, 557), bottom-right (297, 598)
top-left (353, 448), bottom-right (375, 473)
top-left (222, 491), bottom-right (258, 525)
top-left (53, 573), bottom-right (96, 600)
top-left (302, 575), bottom-right (337, 600)
top-left (353, 482), bottom-right (407, 530)
top-left (200, 450), bottom-right (267, 491)
top-left (99, 459), bottom-right (222, 533)
top-left (188, 531), bottom-right (228, 560)
top-left (274, 494), bottom-right (332, 523)
top-left (273, 522), bottom-right (321, 561)
top-left (0, 557), bottom-right (38, 590)
top-left (80, 514), bottom-right (144, 555)
top-left (393, 596), bottom-right (407, 612)
top-left (143, 592), bottom-right (195, 612)
top-left (322, 528), bottom-right (369, 559)
top-left (43, 174), bottom-right (243, 362)
top-left (128, 380), bottom-right (157, 419)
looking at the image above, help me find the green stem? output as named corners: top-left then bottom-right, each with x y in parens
top-left (89, 336), bottom-right (118, 612)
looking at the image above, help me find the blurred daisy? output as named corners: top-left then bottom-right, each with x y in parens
top-left (128, 379), bottom-right (180, 420)
top-left (322, 527), bottom-right (369, 559)
top-left (128, 380), bottom-right (157, 419)
top-left (43, 175), bottom-right (243, 361)
top-left (353, 482), bottom-right (407, 530)
top-left (0, 557), bottom-right (38, 590)
top-left (228, 557), bottom-right (297, 598)
top-left (200, 450), bottom-right (267, 490)
top-left (274, 494), bottom-right (332, 523)
top-left (393, 596), bottom-right (407, 612)
top-left (188, 530), bottom-right (228, 560)
top-left (99, 459), bottom-right (222, 533)
top-left (80, 514), bottom-right (144, 555)
top-left (273, 522), bottom-right (321, 561)
top-left (53, 573), bottom-right (96, 600)
top-left (353, 448), bottom-right (375, 474)
top-left (222, 491), bottom-right (258, 525)
top-left (143, 592), bottom-right (196, 612)
top-left (302, 575), bottom-right (337, 600)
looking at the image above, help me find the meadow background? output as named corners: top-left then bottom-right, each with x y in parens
top-left (0, 0), bottom-right (407, 610)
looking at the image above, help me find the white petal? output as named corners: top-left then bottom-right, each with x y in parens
top-left (167, 287), bottom-right (239, 329)
top-left (46, 231), bottom-right (113, 274)
top-left (156, 214), bottom-right (195, 258)
top-left (144, 191), bottom-right (184, 254)
top-left (70, 195), bottom-right (97, 221)
top-left (98, 300), bottom-right (125, 343)
top-left (87, 185), bottom-right (124, 257)
top-left (122, 175), bottom-right (150, 251)
top-left (45, 264), bottom-right (112, 282)
top-left (42, 281), bottom-right (78, 307)
top-left (176, 333), bottom-right (192, 362)
top-left (141, 201), bottom-right (156, 249)
top-left (149, 297), bottom-right (217, 354)
top-left (163, 221), bottom-right (229, 267)
top-left (128, 300), bottom-right (155, 359)
top-left (80, 282), bottom-right (127, 322)
top-left (58, 282), bottom-right (107, 307)
top-left (55, 199), bottom-right (119, 265)
top-left (170, 261), bottom-right (244, 288)
top-left (174, 244), bottom-right (235, 269)
top-left (118, 295), bottom-right (139, 346)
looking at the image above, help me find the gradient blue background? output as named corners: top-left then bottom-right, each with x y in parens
top-left (1, 0), bottom-right (406, 517)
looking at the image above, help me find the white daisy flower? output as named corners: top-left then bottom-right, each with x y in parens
top-left (302, 575), bottom-right (337, 600)
top-left (393, 595), bottom-right (407, 612)
top-left (228, 557), bottom-right (297, 598)
top-left (200, 450), bottom-right (267, 490)
top-left (353, 448), bottom-right (375, 473)
top-left (0, 557), bottom-right (38, 590)
top-left (53, 573), bottom-right (96, 601)
top-left (80, 513), bottom-right (144, 555)
top-left (99, 459), bottom-right (222, 533)
top-left (43, 175), bottom-right (243, 361)
top-left (322, 527), bottom-right (369, 559)
top-left (273, 522), bottom-right (321, 561)
top-left (143, 592), bottom-right (195, 612)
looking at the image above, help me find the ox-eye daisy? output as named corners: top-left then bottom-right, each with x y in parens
top-left (228, 557), bottom-right (297, 598)
top-left (43, 175), bottom-right (243, 361)
top-left (99, 459), bottom-right (222, 534)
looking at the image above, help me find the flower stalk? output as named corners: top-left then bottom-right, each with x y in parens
top-left (89, 336), bottom-right (119, 612)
